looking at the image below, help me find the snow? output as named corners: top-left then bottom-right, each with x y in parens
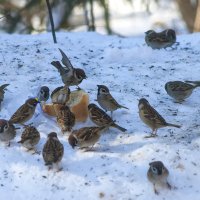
top-left (0, 32), bottom-right (200, 199)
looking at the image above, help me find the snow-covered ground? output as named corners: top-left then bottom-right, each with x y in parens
top-left (0, 32), bottom-right (200, 200)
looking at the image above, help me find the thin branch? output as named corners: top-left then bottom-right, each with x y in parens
top-left (46, 0), bottom-right (57, 43)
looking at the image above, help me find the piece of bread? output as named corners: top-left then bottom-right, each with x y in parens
top-left (42, 89), bottom-right (89, 122)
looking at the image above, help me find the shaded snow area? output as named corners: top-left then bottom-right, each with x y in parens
top-left (0, 32), bottom-right (200, 200)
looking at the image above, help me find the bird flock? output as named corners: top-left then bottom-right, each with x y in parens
top-left (0, 29), bottom-right (200, 195)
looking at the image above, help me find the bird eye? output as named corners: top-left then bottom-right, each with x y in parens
top-left (77, 75), bottom-right (82, 80)
top-left (4, 124), bottom-right (8, 130)
top-left (151, 167), bottom-right (157, 174)
top-left (101, 89), bottom-right (106, 93)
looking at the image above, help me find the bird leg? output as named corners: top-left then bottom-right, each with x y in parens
top-left (154, 184), bottom-right (159, 195)
top-left (144, 130), bottom-right (157, 138)
top-left (167, 182), bottom-right (172, 190)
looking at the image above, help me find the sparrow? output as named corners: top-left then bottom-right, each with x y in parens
top-left (42, 132), bottom-right (64, 170)
top-left (138, 98), bottom-right (181, 137)
top-left (68, 126), bottom-right (107, 150)
top-left (51, 85), bottom-right (70, 104)
top-left (37, 86), bottom-right (50, 102)
top-left (18, 125), bottom-right (40, 150)
top-left (165, 81), bottom-right (200, 102)
top-left (51, 48), bottom-right (87, 88)
top-left (88, 103), bottom-right (127, 132)
top-left (0, 119), bottom-right (16, 146)
top-left (145, 29), bottom-right (176, 49)
top-left (56, 105), bottom-right (75, 133)
top-left (147, 161), bottom-right (171, 195)
top-left (97, 85), bottom-right (128, 117)
top-left (9, 98), bottom-right (40, 125)
top-left (0, 84), bottom-right (9, 110)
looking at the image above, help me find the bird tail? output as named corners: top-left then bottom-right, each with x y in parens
top-left (113, 124), bottom-right (127, 132)
top-left (185, 80), bottom-right (200, 87)
top-left (0, 84), bottom-right (9, 90)
top-left (51, 61), bottom-right (65, 75)
top-left (166, 123), bottom-right (181, 128)
top-left (120, 105), bottom-right (129, 110)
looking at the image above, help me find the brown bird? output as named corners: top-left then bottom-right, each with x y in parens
top-left (0, 119), bottom-right (16, 146)
top-left (88, 103), bottom-right (127, 132)
top-left (56, 105), bottom-right (75, 133)
top-left (9, 98), bottom-right (39, 125)
top-left (147, 161), bottom-right (171, 195)
top-left (42, 132), bottom-right (64, 170)
top-left (97, 85), bottom-right (128, 117)
top-left (138, 98), bottom-right (181, 137)
top-left (18, 125), bottom-right (40, 151)
top-left (51, 48), bottom-right (87, 88)
top-left (0, 84), bottom-right (9, 110)
top-left (51, 85), bottom-right (70, 104)
top-left (68, 126), bottom-right (107, 150)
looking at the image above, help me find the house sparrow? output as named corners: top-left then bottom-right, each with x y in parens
top-left (138, 98), bottom-right (181, 137)
top-left (0, 84), bottom-right (9, 110)
top-left (51, 85), bottom-right (70, 104)
top-left (147, 161), bottom-right (171, 194)
top-left (88, 103), bottom-right (127, 132)
top-left (56, 105), bottom-right (75, 133)
top-left (42, 132), bottom-right (64, 170)
top-left (37, 86), bottom-right (50, 102)
top-left (165, 81), bottom-right (200, 102)
top-left (51, 48), bottom-right (87, 88)
top-left (0, 119), bottom-right (16, 146)
top-left (97, 85), bottom-right (128, 117)
top-left (18, 125), bottom-right (40, 150)
top-left (68, 126), bottom-right (107, 150)
top-left (9, 98), bottom-right (39, 125)
top-left (145, 29), bottom-right (176, 49)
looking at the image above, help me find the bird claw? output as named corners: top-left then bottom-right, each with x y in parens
top-left (144, 134), bottom-right (157, 138)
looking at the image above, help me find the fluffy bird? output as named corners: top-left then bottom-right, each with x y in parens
top-left (0, 84), bottom-right (9, 110)
top-left (165, 81), bottom-right (200, 102)
top-left (51, 48), bottom-right (87, 88)
top-left (56, 105), bottom-right (75, 133)
top-left (138, 98), bottom-right (181, 137)
top-left (18, 125), bottom-right (40, 150)
top-left (0, 119), bottom-right (16, 146)
top-left (42, 132), bottom-right (64, 170)
top-left (51, 85), bottom-right (70, 104)
top-left (68, 126), bottom-right (107, 150)
top-left (147, 161), bottom-right (171, 195)
top-left (97, 85), bottom-right (128, 117)
top-left (37, 86), bottom-right (50, 102)
top-left (145, 29), bottom-right (176, 49)
top-left (9, 98), bottom-right (39, 125)
top-left (88, 103), bottom-right (127, 132)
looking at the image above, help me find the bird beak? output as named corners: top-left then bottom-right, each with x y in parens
top-left (35, 98), bottom-right (40, 103)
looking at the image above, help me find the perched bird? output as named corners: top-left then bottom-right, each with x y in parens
top-left (165, 81), bottom-right (200, 102)
top-left (51, 85), bottom-right (70, 104)
top-left (42, 132), bottom-right (64, 170)
top-left (0, 119), bottom-right (16, 146)
top-left (37, 86), bottom-right (50, 102)
top-left (138, 98), bottom-right (181, 137)
top-left (0, 84), bottom-right (9, 110)
top-left (56, 105), bottom-right (75, 133)
top-left (88, 103), bottom-right (127, 132)
top-left (51, 48), bottom-right (87, 88)
top-left (97, 85), bottom-right (128, 117)
top-left (147, 161), bottom-right (171, 194)
top-left (9, 98), bottom-right (39, 125)
top-left (145, 29), bottom-right (176, 49)
top-left (68, 126), bottom-right (107, 150)
top-left (18, 125), bottom-right (40, 150)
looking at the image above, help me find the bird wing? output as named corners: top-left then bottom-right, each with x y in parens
top-left (76, 127), bottom-right (95, 142)
top-left (170, 82), bottom-right (194, 92)
top-left (59, 48), bottom-right (74, 72)
top-left (143, 105), bottom-right (166, 126)
top-left (9, 105), bottom-right (30, 123)
top-left (51, 86), bottom-right (64, 99)
top-left (91, 106), bottom-right (112, 124)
